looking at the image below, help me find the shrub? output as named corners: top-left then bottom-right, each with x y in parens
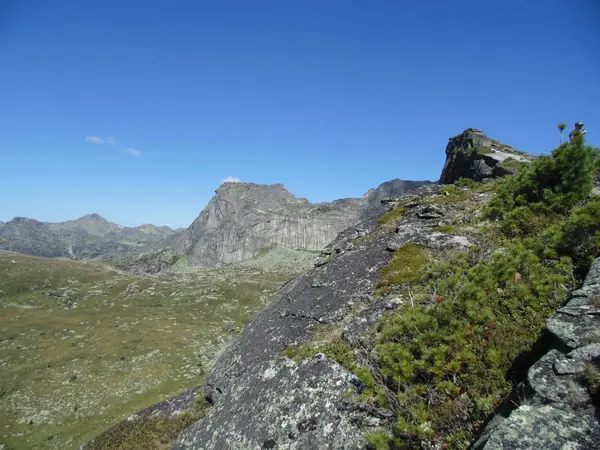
top-left (489, 137), bottom-right (595, 217)
top-left (365, 430), bottom-right (392, 450)
top-left (371, 244), bottom-right (573, 447)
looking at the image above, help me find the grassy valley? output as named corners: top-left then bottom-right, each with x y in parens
top-left (0, 251), bottom-right (303, 450)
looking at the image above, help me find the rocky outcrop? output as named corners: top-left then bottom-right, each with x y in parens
top-left (439, 128), bottom-right (532, 184)
top-left (474, 257), bottom-right (600, 450)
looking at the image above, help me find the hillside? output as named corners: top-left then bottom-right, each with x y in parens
top-left (0, 214), bottom-right (180, 261)
top-left (81, 129), bottom-right (600, 450)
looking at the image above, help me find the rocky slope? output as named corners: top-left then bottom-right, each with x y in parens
top-left (0, 214), bottom-right (179, 260)
top-left (121, 180), bottom-right (430, 272)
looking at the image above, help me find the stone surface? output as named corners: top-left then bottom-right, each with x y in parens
top-left (171, 212), bottom-right (396, 449)
top-left (527, 350), bottom-right (590, 406)
top-left (481, 404), bottom-right (599, 450)
top-left (547, 296), bottom-right (600, 350)
top-left (439, 129), bottom-right (532, 184)
top-left (173, 355), bottom-right (376, 450)
top-left (386, 222), bottom-right (472, 252)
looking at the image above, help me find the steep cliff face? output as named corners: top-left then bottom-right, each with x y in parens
top-left (173, 183), bottom-right (365, 267)
top-left (439, 128), bottom-right (532, 184)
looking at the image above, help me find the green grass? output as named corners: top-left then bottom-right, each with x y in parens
top-left (0, 252), bottom-right (295, 450)
top-left (375, 245), bottom-right (430, 295)
top-left (583, 362), bottom-right (600, 399)
top-left (421, 186), bottom-right (472, 205)
top-left (378, 207), bottom-right (408, 226)
top-left (431, 225), bottom-right (458, 233)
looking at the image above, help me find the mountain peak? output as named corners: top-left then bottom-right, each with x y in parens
top-left (8, 217), bottom-right (43, 226)
top-left (215, 181), bottom-right (286, 193)
top-left (79, 213), bottom-right (108, 222)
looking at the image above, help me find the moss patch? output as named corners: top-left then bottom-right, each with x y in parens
top-left (375, 245), bottom-right (429, 295)
top-left (583, 362), bottom-right (600, 401)
top-left (499, 157), bottom-right (527, 172)
top-left (378, 207), bottom-right (408, 226)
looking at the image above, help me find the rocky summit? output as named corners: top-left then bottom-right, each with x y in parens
top-left (439, 128), bottom-right (533, 184)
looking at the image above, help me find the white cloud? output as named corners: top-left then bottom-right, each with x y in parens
top-left (124, 148), bottom-right (141, 157)
top-left (221, 176), bottom-right (241, 184)
top-left (86, 135), bottom-right (142, 157)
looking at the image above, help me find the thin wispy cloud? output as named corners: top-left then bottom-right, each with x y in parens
top-left (124, 148), bottom-right (141, 157)
top-left (85, 135), bottom-right (141, 157)
top-left (221, 176), bottom-right (241, 184)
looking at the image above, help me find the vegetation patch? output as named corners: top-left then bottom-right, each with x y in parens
top-left (499, 157), bottom-right (527, 172)
top-left (583, 362), bottom-right (600, 402)
top-left (84, 410), bottom-right (202, 450)
top-left (375, 245), bottom-right (429, 295)
top-left (421, 185), bottom-right (472, 205)
top-left (378, 207), bottom-right (408, 226)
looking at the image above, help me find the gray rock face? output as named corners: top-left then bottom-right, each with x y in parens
top-left (174, 355), bottom-right (373, 450)
top-left (439, 129), bottom-right (532, 184)
top-left (547, 258), bottom-right (600, 350)
top-left (156, 180), bottom-right (429, 269)
top-left (481, 404), bottom-right (599, 450)
top-left (476, 257), bottom-right (600, 450)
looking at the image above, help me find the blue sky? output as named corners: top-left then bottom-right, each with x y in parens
top-left (1, 0), bottom-right (598, 228)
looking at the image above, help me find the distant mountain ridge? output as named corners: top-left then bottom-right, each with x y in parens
top-left (0, 214), bottom-right (180, 260)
